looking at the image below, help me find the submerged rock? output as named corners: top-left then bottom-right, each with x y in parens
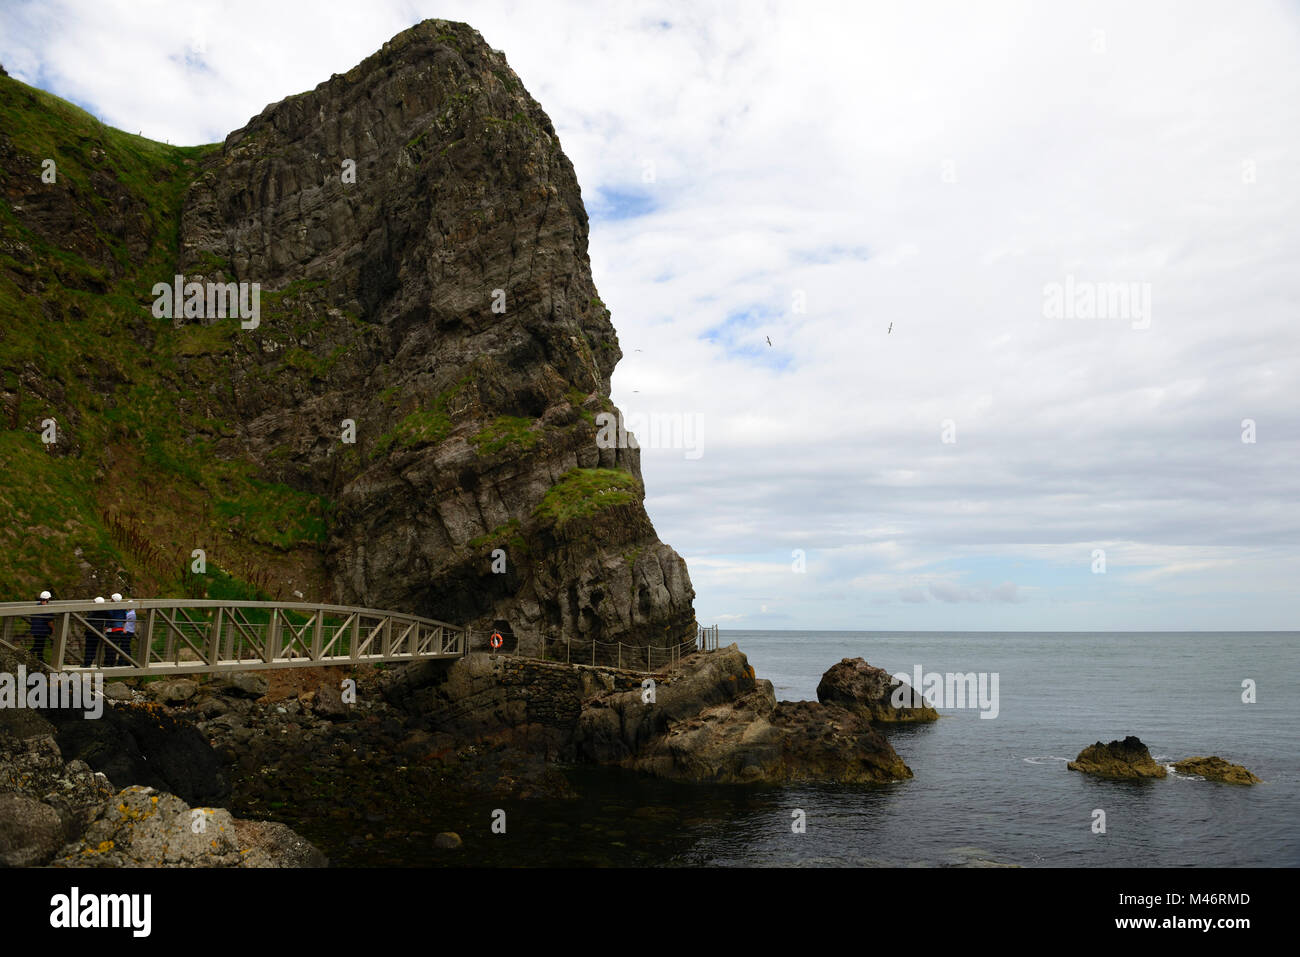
top-left (1172, 756), bottom-right (1261, 785)
top-left (1068, 736), bottom-right (1167, 779)
top-left (817, 657), bottom-right (939, 723)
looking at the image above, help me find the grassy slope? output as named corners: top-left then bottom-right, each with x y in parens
top-left (0, 76), bottom-right (326, 601)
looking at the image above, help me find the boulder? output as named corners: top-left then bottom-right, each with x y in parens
top-left (104, 681), bottom-right (135, 702)
top-left (0, 793), bottom-right (64, 866)
top-left (149, 678), bottom-right (200, 704)
top-left (51, 786), bottom-right (241, 866)
top-left (49, 786), bottom-right (320, 867)
top-left (234, 820), bottom-right (329, 867)
top-left (44, 701), bottom-right (231, 805)
top-left (1172, 756), bottom-right (1261, 785)
top-left (1068, 736), bottom-right (1167, 779)
top-left (816, 657), bottom-right (939, 722)
top-left (218, 672), bottom-right (269, 699)
top-left (311, 681), bottom-right (347, 719)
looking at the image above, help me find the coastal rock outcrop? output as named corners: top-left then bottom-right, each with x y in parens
top-left (817, 657), bottom-right (939, 723)
top-left (0, 645), bottom-right (325, 867)
top-left (175, 19), bottom-right (696, 648)
top-left (1068, 736), bottom-right (1167, 779)
top-left (581, 648), bottom-right (913, 784)
top-left (387, 644), bottom-right (914, 784)
top-left (1172, 756), bottom-right (1261, 785)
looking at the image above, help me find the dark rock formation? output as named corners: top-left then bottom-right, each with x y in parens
top-left (1068, 736), bottom-right (1167, 779)
top-left (817, 657), bottom-right (939, 722)
top-left (176, 19), bottom-right (695, 648)
top-left (580, 648), bottom-right (912, 784)
top-left (1172, 756), bottom-right (1261, 785)
top-left (0, 644), bottom-right (322, 867)
top-left (44, 699), bottom-right (231, 806)
top-left (381, 645), bottom-right (913, 784)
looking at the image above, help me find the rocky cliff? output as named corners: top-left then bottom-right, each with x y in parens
top-left (0, 20), bottom-right (694, 648)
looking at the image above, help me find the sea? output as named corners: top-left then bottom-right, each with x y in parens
top-left (283, 630), bottom-right (1300, 867)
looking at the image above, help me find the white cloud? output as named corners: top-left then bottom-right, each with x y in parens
top-left (4, 0), bottom-right (1298, 628)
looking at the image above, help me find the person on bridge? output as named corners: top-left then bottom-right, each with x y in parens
top-left (82, 596), bottom-right (108, 668)
top-left (123, 596), bottom-right (137, 664)
top-left (104, 593), bottom-right (128, 666)
top-left (27, 590), bottom-right (53, 661)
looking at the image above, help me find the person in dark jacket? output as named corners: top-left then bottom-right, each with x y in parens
top-left (28, 590), bottom-right (53, 661)
top-left (82, 596), bottom-right (108, 668)
top-left (104, 593), bottom-right (129, 666)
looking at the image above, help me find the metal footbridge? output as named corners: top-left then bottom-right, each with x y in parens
top-left (0, 599), bottom-right (465, 678)
top-left (0, 599), bottom-right (723, 677)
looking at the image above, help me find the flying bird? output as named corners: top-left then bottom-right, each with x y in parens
top-left (766, 336), bottom-right (772, 347)
top-left (888, 322), bottom-right (893, 334)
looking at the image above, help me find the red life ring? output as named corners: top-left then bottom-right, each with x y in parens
top-left (490, 632), bottom-right (503, 649)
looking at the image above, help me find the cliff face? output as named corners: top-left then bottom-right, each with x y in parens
top-left (0, 20), bottom-right (695, 647)
top-left (181, 21), bottom-right (695, 646)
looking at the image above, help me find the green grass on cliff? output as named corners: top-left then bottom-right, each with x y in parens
top-left (470, 415), bottom-right (538, 455)
top-left (532, 468), bottom-right (643, 529)
top-left (0, 74), bottom-right (329, 600)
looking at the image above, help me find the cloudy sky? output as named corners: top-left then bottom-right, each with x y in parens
top-left (4, 0), bottom-right (1298, 630)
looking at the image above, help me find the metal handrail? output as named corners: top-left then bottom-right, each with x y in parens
top-left (0, 598), bottom-right (466, 677)
top-left (468, 621), bottom-right (722, 674)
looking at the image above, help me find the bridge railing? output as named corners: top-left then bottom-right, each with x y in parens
top-left (0, 599), bottom-right (465, 677)
top-left (468, 621), bottom-right (721, 674)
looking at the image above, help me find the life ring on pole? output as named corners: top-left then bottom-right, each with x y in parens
top-left (490, 632), bottom-right (504, 650)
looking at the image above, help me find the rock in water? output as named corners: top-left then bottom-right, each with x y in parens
top-left (817, 657), bottom-right (939, 722)
top-left (1068, 736), bottom-right (1167, 779)
top-left (177, 19), bottom-right (695, 648)
top-left (579, 645), bottom-right (913, 784)
top-left (1172, 756), bottom-right (1261, 785)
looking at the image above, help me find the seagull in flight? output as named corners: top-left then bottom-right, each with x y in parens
top-left (888, 322), bottom-right (893, 334)
top-left (766, 336), bottom-right (772, 347)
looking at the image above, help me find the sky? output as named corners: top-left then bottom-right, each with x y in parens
top-left (2, 0), bottom-right (1298, 630)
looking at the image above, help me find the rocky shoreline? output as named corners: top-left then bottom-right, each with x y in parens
top-left (2, 643), bottom-right (938, 866)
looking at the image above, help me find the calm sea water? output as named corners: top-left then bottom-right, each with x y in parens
top-left (670, 630), bottom-right (1300, 867)
top-left (287, 630), bottom-right (1299, 867)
